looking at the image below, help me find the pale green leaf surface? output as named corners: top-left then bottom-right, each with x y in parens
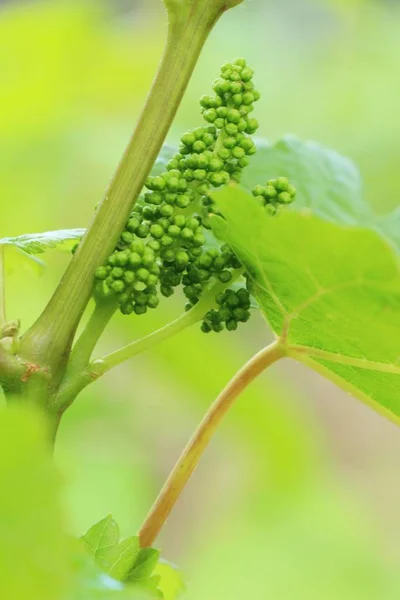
top-left (69, 540), bottom-right (149, 600)
top-left (103, 536), bottom-right (141, 581)
top-left (213, 186), bottom-right (400, 422)
top-left (126, 548), bottom-right (160, 582)
top-left (0, 407), bottom-right (69, 599)
top-left (82, 514), bottom-right (120, 561)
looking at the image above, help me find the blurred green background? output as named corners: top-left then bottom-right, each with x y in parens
top-left (1, 0), bottom-right (400, 597)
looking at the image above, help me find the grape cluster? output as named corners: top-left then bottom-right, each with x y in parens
top-left (252, 177), bottom-right (296, 215)
top-left (93, 59), bottom-right (295, 333)
top-left (201, 288), bottom-right (251, 333)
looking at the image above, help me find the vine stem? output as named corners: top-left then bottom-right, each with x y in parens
top-left (0, 246), bottom-right (6, 328)
top-left (138, 339), bottom-right (285, 548)
top-left (19, 1), bottom-right (232, 382)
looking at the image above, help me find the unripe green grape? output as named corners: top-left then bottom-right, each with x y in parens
top-left (229, 71), bottom-right (241, 82)
top-left (166, 177), bottom-right (180, 192)
top-left (241, 67), bottom-right (253, 81)
top-left (223, 136), bottom-right (237, 149)
top-left (203, 133), bottom-right (215, 146)
top-left (111, 280), bottom-right (125, 293)
top-left (218, 270), bottom-right (232, 283)
top-left (180, 227), bottom-right (194, 241)
top-left (121, 231), bottom-right (134, 245)
top-left (161, 235), bottom-right (173, 247)
top-left (194, 169), bottom-right (207, 181)
top-left (216, 106), bottom-right (228, 118)
top-left (136, 223), bottom-right (149, 238)
top-left (238, 157), bottom-right (250, 168)
top-left (232, 93), bottom-right (243, 106)
top-left (232, 146), bottom-right (245, 159)
top-left (277, 191), bottom-right (293, 204)
top-left (134, 304), bottom-right (147, 315)
top-left (175, 250), bottom-right (190, 268)
top-left (142, 206), bottom-right (156, 220)
top-left (168, 224), bottom-right (181, 238)
top-left (217, 148), bottom-right (231, 160)
top-left (120, 304), bottom-right (134, 315)
top-left (124, 271), bottom-right (136, 284)
top-left (204, 109), bottom-right (217, 123)
top-left (147, 274), bottom-right (159, 287)
top-left (160, 204), bottom-right (174, 217)
top-left (176, 194), bottom-right (191, 208)
top-left (127, 217), bottom-right (141, 233)
top-left (182, 132), bottom-right (196, 146)
top-left (151, 176), bottom-right (166, 191)
top-left (183, 169), bottom-right (194, 182)
top-left (186, 217), bottom-right (200, 230)
top-left (201, 321), bottom-right (212, 333)
top-left (136, 268), bottom-right (149, 282)
top-left (245, 118), bottom-right (259, 134)
top-left (218, 307), bottom-right (232, 321)
top-left (128, 252), bottom-right (142, 268)
top-left (226, 109), bottom-right (241, 124)
top-left (274, 176), bottom-right (288, 191)
top-left (230, 81), bottom-right (243, 94)
top-left (196, 154), bottom-right (209, 169)
top-left (142, 251), bottom-right (155, 267)
top-left (214, 118), bottom-right (225, 129)
top-left (192, 140), bottom-right (206, 153)
top-left (111, 267), bottom-right (124, 279)
top-left (134, 291), bottom-right (148, 305)
top-left (95, 266), bottom-right (108, 280)
top-left (146, 294), bottom-right (159, 309)
top-left (162, 249), bottom-right (175, 263)
top-left (225, 123), bottom-right (238, 136)
top-left (209, 158), bottom-right (224, 172)
top-left (208, 96), bottom-right (223, 108)
top-left (192, 233), bottom-right (205, 247)
top-left (226, 293), bottom-right (240, 308)
top-left (226, 319), bottom-right (238, 331)
top-left (150, 224), bottom-right (164, 239)
top-left (242, 91), bottom-right (255, 105)
top-left (198, 182), bottom-right (210, 195)
top-left (200, 95), bottom-right (211, 108)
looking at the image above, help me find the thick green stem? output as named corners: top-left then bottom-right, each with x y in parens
top-left (138, 340), bottom-right (285, 548)
top-left (67, 298), bottom-right (117, 376)
top-left (19, 1), bottom-right (232, 381)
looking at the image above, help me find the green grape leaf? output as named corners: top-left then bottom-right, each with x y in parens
top-left (0, 406), bottom-right (69, 599)
top-left (103, 537), bottom-right (141, 581)
top-left (82, 514), bottom-right (120, 561)
top-left (0, 228), bottom-right (85, 255)
top-left (69, 540), bottom-right (150, 600)
top-left (0, 229), bottom-right (85, 274)
top-left (212, 186), bottom-right (400, 424)
top-left (242, 136), bottom-right (370, 226)
top-left (126, 548), bottom-right (160, 582)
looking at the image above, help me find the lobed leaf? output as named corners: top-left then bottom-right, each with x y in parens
top-left (212, 186), bottom-right (400, 423)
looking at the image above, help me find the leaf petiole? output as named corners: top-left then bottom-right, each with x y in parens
top-left (138, 339), bottom-right (285, 548)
